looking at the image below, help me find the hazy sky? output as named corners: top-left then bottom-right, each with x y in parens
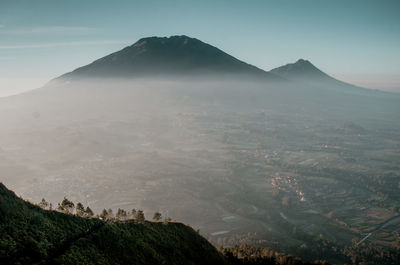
top-left (0, 0), bottom-right (399, 96)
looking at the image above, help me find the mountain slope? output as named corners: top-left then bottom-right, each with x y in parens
top-left (270, 59), bottom-right (330, 80)
top-left (270, 59), bottom-right (363, 90)
top-left (0, 183), bottom-right (227, 265)
top-left (59, 35), bottom-right (279, 80)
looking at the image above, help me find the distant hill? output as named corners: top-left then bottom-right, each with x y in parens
top-left (270, 59), bottom-right (363, 90)
top-left (270, 59), bottom-right (329, 80)
top-left (59, 35), bottom-right (279, 80)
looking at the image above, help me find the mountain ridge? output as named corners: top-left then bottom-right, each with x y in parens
top-left (0, 182), bottom-right (227, 265)
top-left (270, 59), bottom-right (331, 80)
top-left (54, 35), bottom-right (377, 93)
top-left (0, 182), bottom-right (333, 265)
top-left (59, 35), bottom-right (280, 81)
top-left (269, 59), bottom-right (365, 90)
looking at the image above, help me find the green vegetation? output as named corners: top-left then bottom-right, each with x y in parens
top-left (0, 183), bottom-right (343, 265)
top-left (1, 77), bottom-right (399, 264)
top-left (0, 183), bottom-right (227, 265)
top-left (0, 185), bottom-right (99, 264)
top-left (221, 245), bottom-right (329, 265)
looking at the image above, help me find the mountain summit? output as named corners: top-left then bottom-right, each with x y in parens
top-left (60, 35), bottom-right (277, 80)
top-left (269, 59), bottom-right (361, 90)
top-left (270, 59), bottom-right (333, 82)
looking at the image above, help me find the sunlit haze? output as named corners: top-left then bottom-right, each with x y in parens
top-left (1, 1), bottom-right (400, 265)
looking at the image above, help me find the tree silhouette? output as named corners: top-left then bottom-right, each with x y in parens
top-left (57, 203), bottom-right (65, 212)
top-left (60, 197), bottom-right (75, 214)
top-left (85, 206), bottom-right (94, 218)
top-left (135, 210), bottom-right (145, 223)
top-left (107, 208), bottom-right (114, 219)
top-left (38, 198), bottom-right (49, 209)
top-left (152, 212), bottom-right (162, 221)
top-left (116, 208), bottom-right (127, 220)
top-left (130, 209), bottom-right (137, 219)
top-left (100, 209), bottom-right (109, 220)
top-left (76, 202), bottom-right (85, 217)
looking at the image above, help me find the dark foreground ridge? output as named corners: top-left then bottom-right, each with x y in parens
top-left (42, 221), bottom-right (105, 265)
top-left (0, 183), bottom-right (333, 265)
top-left (0, 183), bottom-right (226, 265)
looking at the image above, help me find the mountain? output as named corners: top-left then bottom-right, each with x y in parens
top-left (1, 36), bottom-right (400, 265)
top-left (59, 35), bottom-right (279, 80)
top-left (56, 35), bottom-right (373, 91)
top-left (270, 59), bottom-right (329, 80)
top-left (270, 59), bottom-right (362, 89)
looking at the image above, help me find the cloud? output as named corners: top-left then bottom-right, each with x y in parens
top-left (0, 26), bottom-right (97, 35)
top-left (0, 40), bottom-right (128, 49)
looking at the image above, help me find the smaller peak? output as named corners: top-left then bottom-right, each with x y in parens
top-left (270, 58), bottom-right (334, 83)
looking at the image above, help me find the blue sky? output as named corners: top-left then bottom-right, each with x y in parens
top-left (0, 0), bottom-right (399, 96)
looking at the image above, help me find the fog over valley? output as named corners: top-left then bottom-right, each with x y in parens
top-left (1, 34), bottom-right (400, 264)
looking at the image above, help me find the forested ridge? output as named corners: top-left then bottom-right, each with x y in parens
top-left (0, 182), bottom-right (388, 265)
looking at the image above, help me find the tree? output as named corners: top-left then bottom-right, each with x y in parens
top-left (57, 203), bottom-right (65, 212)
top-left (152, 212), bottom-right (162, 221)
top-left (107, 208), bottom-right (114, 219)
top-left (135, 210), bottom-right (145, 223)
top-left (38, 198), bottom-right (49, 209)
top-left (116, 208), bottom-right (127, 221)
top-left (76, 202), bottom-right (85, 217)
top-left (129, 209), bottom-right (137, 219)
top-left (100, 209), bottom-right (108, 220)
top-left (60, 197), bottom-right (75, 214)
top-left (85, 206), bottom-right (94, 218)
